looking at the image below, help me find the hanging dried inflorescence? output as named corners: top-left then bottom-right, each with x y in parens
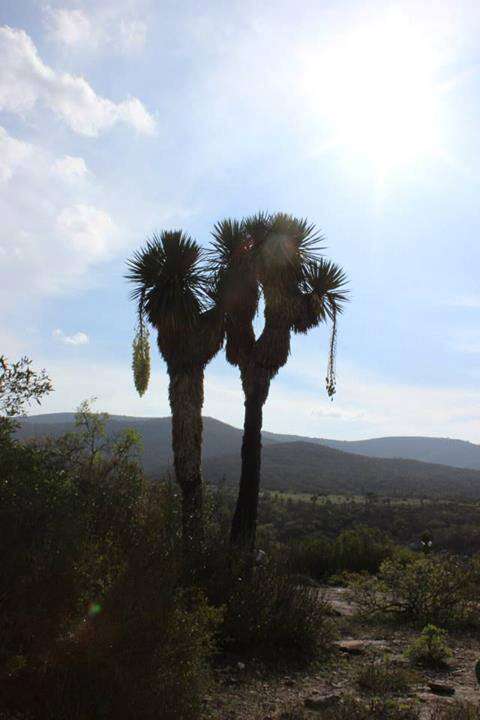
top-left (132, 299), bottom-right (151, 397)
top-left (325, 308), bottom-right (337, 399)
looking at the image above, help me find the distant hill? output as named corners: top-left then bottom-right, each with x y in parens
top-left (204, 441), bottom-right (480, 499)
top-left (263, 432), bottom-right (480, 470)
top-left (16, 413), bottom-right (480, 499)
top-left (16, 414), bottom-right (245, 474)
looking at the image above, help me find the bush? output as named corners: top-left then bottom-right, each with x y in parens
top-left (355, 658), bottom-right (414, 695)
top-left (4, 588), bottom-right (219, 720)
top-left (333, 526), bottom-right (395, 574)
top-left (289, 526), bottom-right (395, 581)
top-left (349, 554), bottom-right (480, 627)
top-left (0, 402), bottom-right (145, 664)
top-left (405, 625), bottom-right (452, 667)
top-left (2, 470), bottom-right (220, 720)
top-left (221, 563), bottom-right (336, 662)
top-left (0, 401), bottom-right (222, 720)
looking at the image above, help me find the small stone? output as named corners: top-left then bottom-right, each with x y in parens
top-left (237, 661), bottom-right (246, 671)
top-left (334, 638), bottom-right (389, 655)
top-left (427, 682), bottom-right (455, 696)
top-left (304, 691), bottom-right (341, 710)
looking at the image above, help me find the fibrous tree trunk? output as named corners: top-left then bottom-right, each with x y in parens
top-left (169, 366), bottom-right (205, 562)
top-left (230, 367), bottom-right (271, 553)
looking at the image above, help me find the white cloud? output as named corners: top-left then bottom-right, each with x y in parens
top-left (0, 26), bottom-right (156, 136)
top-left (45, 8), bottom-right (92, 47)
top-left (24, 352), bottom-right (480, 444)
top-left (273, 358), bottom-right (480, 442)
top-left (44, 6), bottom-right (147, 54)
top-left (119, 19), bottom-right (147, 53)
top-left (0, 125), bottom-right (121, 304)
top-left (52, 155), bottom-right (88, 182)
top-left (56, 204), bottom-right (115, 259)
top-left (53, 329), bottom-right (89, 346)
top-left (0, 126), bottom-right (32, 182)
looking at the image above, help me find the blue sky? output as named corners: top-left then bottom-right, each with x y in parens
top-left (1, 0), bottom-right (480, 441)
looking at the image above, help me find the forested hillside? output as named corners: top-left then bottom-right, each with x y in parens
top-left (17, 414), bottom-right (480, 499)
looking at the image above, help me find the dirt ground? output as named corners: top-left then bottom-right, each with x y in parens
top-left (203, 587), bottom-right (480, 720)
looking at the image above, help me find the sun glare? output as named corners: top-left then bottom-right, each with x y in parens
top-left (309, 15), bottom-right (444, 177)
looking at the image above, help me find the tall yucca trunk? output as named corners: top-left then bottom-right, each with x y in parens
top-left (169, 366), bottom-right (205, 563)
top-left (230, 371), bottom-right (271, 552)
top-left (229, 315), bottom-right (289, 553)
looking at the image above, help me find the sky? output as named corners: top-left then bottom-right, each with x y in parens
top-left (1, 0), bottom-right (480, 442)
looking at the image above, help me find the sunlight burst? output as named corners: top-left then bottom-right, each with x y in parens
top-left (309, 15), bottom-right (445, 176)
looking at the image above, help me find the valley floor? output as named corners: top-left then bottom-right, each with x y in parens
top-left (203, 587), bottom-right (480, 720)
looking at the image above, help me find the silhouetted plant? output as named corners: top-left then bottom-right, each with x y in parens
top-left (209, 213), bottom-right (348, 553)
top-left (126, 231), bottom-right (224, 559)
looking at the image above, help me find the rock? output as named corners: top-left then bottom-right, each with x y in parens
top-left (427, 682), bottom-right (456, 696)
top-left (334, 639), bottom-right (389, 655)
top-left (304, 691), bottom-right (341, 710)
top-left (237, 661), bottom-right (246, 671)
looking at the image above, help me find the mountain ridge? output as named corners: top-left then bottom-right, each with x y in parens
top-left (18, 413), bottom-right (480, 470)
top-left (16, 413), bottom-right (480, 499)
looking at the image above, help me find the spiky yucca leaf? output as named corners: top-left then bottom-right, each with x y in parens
top-left (295, 259), bottom-right (348, 399)
top-left (208, 219), bottom-right (259, 370)
top-left (246, 213), bottom-right (324, 291)
top-left (132, 322), bottom-right (150, 396)
top-left (208, 218), bottom-right (248, 271)
top-left (302, 259), bottom-right (349, 319)
top-left (125, 231), bottom-right (208, 334)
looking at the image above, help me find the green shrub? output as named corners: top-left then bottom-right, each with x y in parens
top-left (289, 526), bottom-right (395, 581)
top-left (221, 563), bottom-right (336, 662)
top-left (0, 402), bottom-right (145, 664)
top-left (4, 589), bottom-right (219, 720)
top-left (355, 658), bottom-right (414, 695)
top-left (349, 554), bottom-right (480, 627)
top-left (289, 535), bottom-right (334, 578)
top-left (2, 482), bottom-right (219, 720)
top-left (0, 401), bottom-right (221, 720)
top-left (333, 526), bottom-right (395, 574)
top-left (405, 625), bottom-right (452, 667)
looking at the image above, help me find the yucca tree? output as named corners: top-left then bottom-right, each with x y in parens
top-left (126, 230), bottom-right (224, 557)
top-left (210, 213), bottom-right (348, 553)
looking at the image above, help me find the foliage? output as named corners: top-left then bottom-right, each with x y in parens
top-left (0, 355), bottom-right (52, 437)
top-left (405, 625), bottom-right (452, 667)
top-left (220, 562), bottom-right (336, 662)
top-left (5, 586), bottom-right (219, 720)
top-left (125, 229), bottom-right (225, 554)
top-left (354, 658), bottom-right (414, 695)
top-left (1, 402), bottom-right (222, 720)
top-left (349, 554), bottom-right (480, 627)
top-left (211, 212), bottom-right (347, 551)
top-left (0, 401), bottom-right (144, 663)
top-left (289, 526), bottom-right (395, 580)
